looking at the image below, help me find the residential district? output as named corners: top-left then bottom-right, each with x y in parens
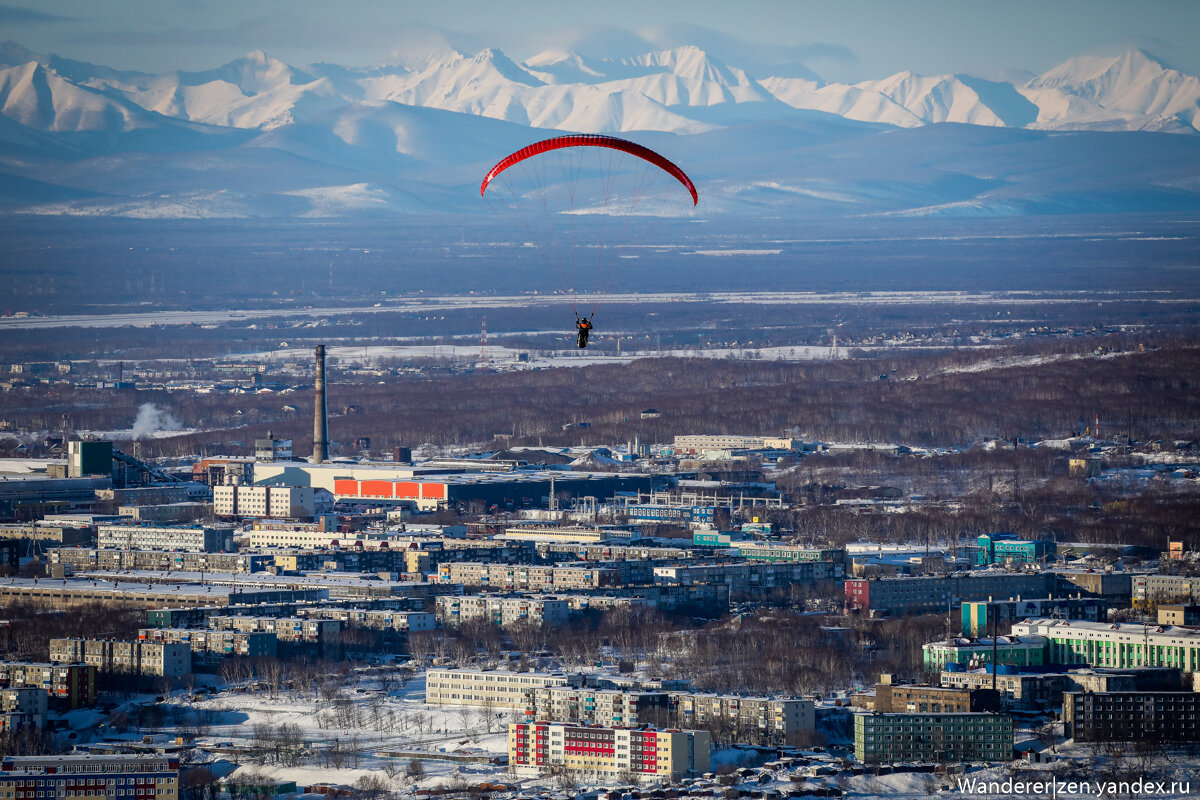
top-left (0, 400), bottom-right (1198, 798)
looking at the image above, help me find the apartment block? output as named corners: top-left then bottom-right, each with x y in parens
top-left (1133, 575), bottom-right (1200, 609)
top-left (0, 688), bottom-right (47, 732)
top-left (425, 669), bottom-right (584, 708)
top-left (509, 722), bottom-right (710, 782)
top-left (295, 607), bottom-right (436, 632)
top-left (136, 628), bottom-right (276, 665)
top-left (853, 712), bottom-right (1013, 764)
top-left (214, 484), bottom-right (317, 519)
top-left (435, 595), bottom-right (570, 627)
top-left (0, 662), bottom-right (96, 709)
top-left (96, 524), bottom-right (234, 553)
top-left (653, 561), bottom-right (837, 592)
top-left (48, 639), bottom-right (190, 677)
top-left (873, 677), bottom-right (999, 714)
top-left (48, 548), bottom-right (269, 574)
top-left (670, 694), bottom-right (815, 746)
top-left (1064, 691), bottom-right (1200, 742)
top-left (0, 755), bottom-right (179, 800)
top-left (436, 563), bottom-right (618, 591)
top-left (527, 686), bottom-right (670, 728)
top-left (844, 573), bottom-right (1058, 617)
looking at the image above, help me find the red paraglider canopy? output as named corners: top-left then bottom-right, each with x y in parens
top-left (481, 134), bottom-right (698, 206)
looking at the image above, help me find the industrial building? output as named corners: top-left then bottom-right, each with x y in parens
top-left (509, 722), bottom-right (710, 782)
top-left (251, 462), bottom-right (657, 512)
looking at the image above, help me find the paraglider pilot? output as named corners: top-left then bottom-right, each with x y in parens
top-left (575, 313), bottom-right (593, 349)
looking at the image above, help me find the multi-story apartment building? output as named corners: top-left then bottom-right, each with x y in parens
top-left (526, 686), bottom-right (669, 728)
top-left (0, 688), bottom-right (47, 732)
top-left (1133, 575), bottom-right (1200, 609)
top-left (0, 755), bottom-right (179, 800)
top-left (295, 607), bottom-right (436, 632)
top-left (425, 669), bottom-right (584, 708)
top-left (1064, 691), bottom-right (1200, 742)
top-left (136, 629), bottom-right (276, 666)
top-left (48, 639), bottom-right (190, 677)
top-left (872, 677), bottom-right (999, 714)
top-left (0, 662), bottom-right (96, 708)
top-left (853, 712), bottom-right (1013, 764)
top-left (1011, 619), bottom-right (1200, 671)
top-left (214, 484), bottom-right (318, 519)
top-left (923, 636), bottom-right (1049, 671)
top-left (509, 723), bottom-right (710, 782)
top-left (670, 694), bottom-right (815, 746)
top-left (47, 548), bottom-right (270, 574)
top-left (96, 524), bottom-right (234, 553)
top-left (435, 595), bottom-right (570, 627)
top-left (844, 573), bottom-right (1059, 617)
top-left (653, 561), bottom-right (837, 591)
top-left (437, 563), bottom-right (618, 591)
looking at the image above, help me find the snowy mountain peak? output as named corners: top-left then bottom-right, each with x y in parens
top-left (1024, 48), bottom-right (1200, 131)
top-left (523, 50), bottom-right (608, 84)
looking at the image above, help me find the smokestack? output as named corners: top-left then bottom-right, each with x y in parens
top-left (313, 345), bottom-right (328, 464)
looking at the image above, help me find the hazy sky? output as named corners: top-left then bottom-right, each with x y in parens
top-left (3, 0), bottom-right (1199, 81)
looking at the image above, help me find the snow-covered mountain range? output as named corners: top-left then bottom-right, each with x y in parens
top-left (1, 40), bottom-right (1199, 219)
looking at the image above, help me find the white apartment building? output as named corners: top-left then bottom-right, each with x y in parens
top-left (213, 484), bottom-right (317, 519)
top-left (97, 524), bottom-right (234, 553)
top-left (435, 595), bottom-right (570, 627)
top-left (425, 668), bottom-right (584, 708)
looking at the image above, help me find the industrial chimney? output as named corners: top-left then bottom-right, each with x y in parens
top-left (313, 344), bottom-right (328, 464)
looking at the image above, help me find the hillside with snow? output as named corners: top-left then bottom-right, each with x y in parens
top-left (0, 39), bottom-right (1198, 219)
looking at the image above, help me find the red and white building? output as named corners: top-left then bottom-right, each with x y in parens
top-left (508, 722), bottom-right (709, 782)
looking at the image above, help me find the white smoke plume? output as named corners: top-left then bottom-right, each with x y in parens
top-left (130, 403), bottom-right (182, 440)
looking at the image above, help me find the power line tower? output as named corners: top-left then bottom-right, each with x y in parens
top-left (477, 315), bottom-right (490, 373)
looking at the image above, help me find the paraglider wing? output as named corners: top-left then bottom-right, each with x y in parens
top-left (481, 134), bottom-right (698, 206)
